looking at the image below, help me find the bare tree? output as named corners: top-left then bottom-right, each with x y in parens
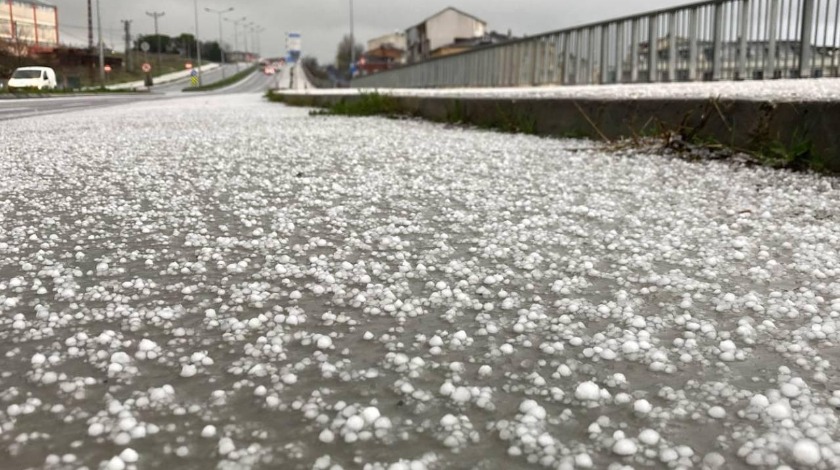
top-left (10, 23), bottom-right (30, 64)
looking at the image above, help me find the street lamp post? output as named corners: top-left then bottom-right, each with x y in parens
top-left (241, 24), bottom-right (248, 60)
top-left (256, 27), bottom-right (265, 57)
top-left (146, 11), bottom-right (165, 67)
top-left (225, 17), bottom-right (246, 71)
top-left (96, 0), bottom-right (105, 85)
top-left (250, 25), bottom-right (262, 59)
top-left (349, 0), bottom-right (355, 64)
top-left (205, 7), bottom-right (233, 78)
top-left (193, 0), bottom-right (202, 86)
top-left (349, 0), bottom-right (355, 81)
top-left (243, 23), bottom-right (256, 62)
top-left (245, 23), bottom-right (255, 61)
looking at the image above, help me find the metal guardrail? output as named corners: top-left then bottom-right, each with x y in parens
top-left (351, 0), bottom-right (840, 88)
top-left (301, 63), bottom-right (337, 89)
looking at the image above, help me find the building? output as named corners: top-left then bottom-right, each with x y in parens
top-left (360, 31), bottom-right (407, 75)
top-left (367, 31), bottom-right (406, 55)
top-left (0, 0), bottom-right (59, 55)
top-left (359, 44), bottom-right (406, 75)
top-left (405, 7), bottom-right (486, 63)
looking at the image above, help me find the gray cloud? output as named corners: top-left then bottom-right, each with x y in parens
top-left (48, 1), bottom-right (693, 62)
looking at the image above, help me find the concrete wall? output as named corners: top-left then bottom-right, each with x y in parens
top-left (272, 93), bottom-right (840, 174)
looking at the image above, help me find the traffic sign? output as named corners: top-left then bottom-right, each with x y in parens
top-left (190, 69), bottom-right (198, 77)
top-left (104, 65), bottom-right (112, 73)
top-left (140, 42), bottom-right (150, 52)
top-left (185, 63), bottom-right (193, 69)
top-left (141, 63), bottom-right (152, 73)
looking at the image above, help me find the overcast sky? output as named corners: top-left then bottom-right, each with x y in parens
top-left (48, 1), bottom-right (695, 62)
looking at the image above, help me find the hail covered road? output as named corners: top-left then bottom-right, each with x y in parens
top-left (1, 92), bottom-right (839, 470)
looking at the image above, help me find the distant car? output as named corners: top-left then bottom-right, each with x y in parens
top-left (264, 66), bottom-right (276, 75)
top-left (8, 66), bottom-right (57, 91)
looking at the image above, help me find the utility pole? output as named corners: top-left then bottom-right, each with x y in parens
top-left (146, 11), bottom-right (165, 67)
top-left (121, 20), bottom-right (133, 72)
top-left (87, 0), bottom-right (94, 50)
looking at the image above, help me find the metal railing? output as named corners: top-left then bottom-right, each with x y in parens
top-left (351, 0), bottom-right (840, 88)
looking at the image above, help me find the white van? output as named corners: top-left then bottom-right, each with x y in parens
top-left (7, 66), bottom-right (58, 91)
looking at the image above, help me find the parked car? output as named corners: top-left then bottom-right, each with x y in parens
top-left (7, 66), bottom-right (58, 91)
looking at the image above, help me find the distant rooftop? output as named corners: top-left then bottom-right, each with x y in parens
top-left (9, 0), bottom-right (57, 8)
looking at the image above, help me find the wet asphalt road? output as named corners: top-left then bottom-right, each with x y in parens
top-left (0, 65), bottom-right (276, 122)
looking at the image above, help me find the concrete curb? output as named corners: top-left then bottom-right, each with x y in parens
top-left (270, 92), bottom-right (840, 174)
top-left (0, 91), bottom-right (150, 100)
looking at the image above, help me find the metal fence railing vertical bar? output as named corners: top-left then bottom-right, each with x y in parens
top-left (814, 1), bottom-right (831, 70)
top-left (630, 19), bottom-right (640, 82)
top-left (689, 7), bottom-right (698, 80)
top-left (833, 0), bottom-right (840, 74)
top-left (801, 0), bottom-right (815, 77)
top-left (347, 0), bottom-right (840, 88)
top-left (738, 0), bottom-right (748, 79)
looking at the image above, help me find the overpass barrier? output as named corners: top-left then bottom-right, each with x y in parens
top-left (352, 0), bottom-right (840, 88)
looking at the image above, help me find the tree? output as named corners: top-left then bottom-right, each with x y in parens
top-left (175, 33), bottom-right (197, 59)
top-left (301, 56), bottom-right (319, 70)
top-left (7, 23), bottom-right (31, 64)
top-left (335, 35), bottom-right (363, 79)
top-left (201, 41), bottom-right (222, 62)
top-left (135, 34), bottom-right (172, 53)
top-left (301, 56), bottom-right (328, 80)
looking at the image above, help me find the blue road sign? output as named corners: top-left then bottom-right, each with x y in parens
top-left (190, 69), bottom-right (198, 77)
